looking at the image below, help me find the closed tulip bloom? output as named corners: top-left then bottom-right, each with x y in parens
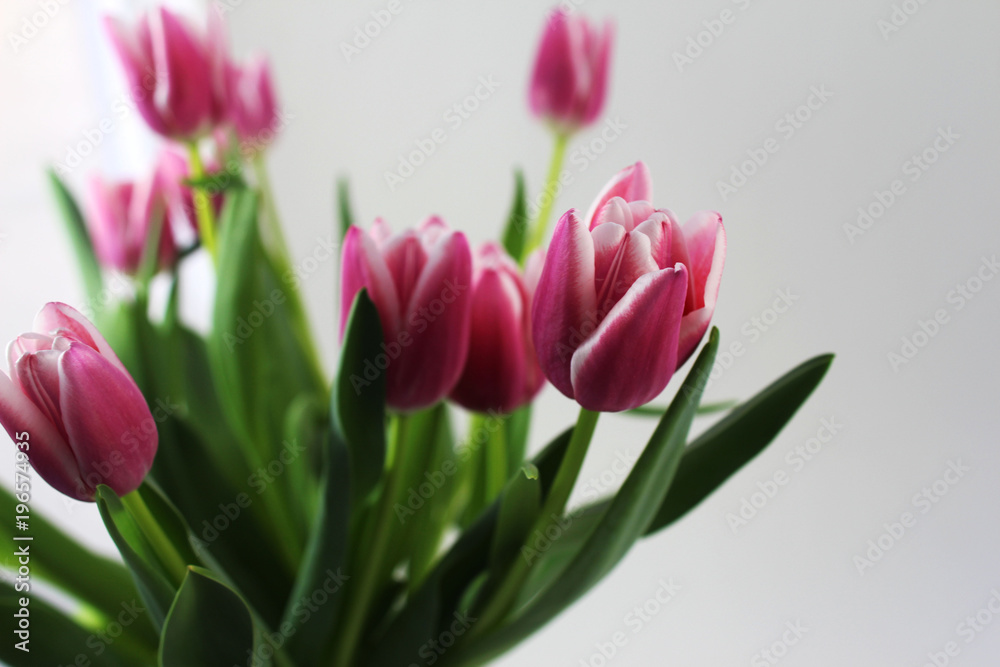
top-left (450, 243), bottom-right (545, 414)
top-left (104, 8), bottom-right (228, 140)
top-left (532, 162), bottom-right (725, 412)
top-left (529, 8), bottom-right (613, 133)
top-left (340, 217), bottom-right (473, 412)
top-left (227, 56), bottom-right (280, 148)
top-left (0, 303), bottom-right (157, 501)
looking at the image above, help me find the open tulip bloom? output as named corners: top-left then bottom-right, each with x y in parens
top-left (1, 5), bottom-right (833, 667)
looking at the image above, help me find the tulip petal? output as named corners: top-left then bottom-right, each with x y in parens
top-left (582, 20), bottom-right (614, 126)
top-left (339, 227), bottom-right (401, 340)
top-left (103, 16), bottom-right (170, 136)
top-left (33, 303), bottom-right (129, 376)
top-left (531, 210), bottom-right (597, 399)
top-left (152, 8), bottom-right (214, 137)
top-left (585, 162), bottom-right (653, 228)
top-left (0, 371), bottom-right (84, 500)
top-left (569, 265), bottom-right (688, 412)
top-left (58, 343), bottom-right (156, 498)
top-left (676, 213), bottom-right (726, 366)
top-left (449, 269), bottom-right (527, 413)
top-left (387, 232), bottom-right (472, 411)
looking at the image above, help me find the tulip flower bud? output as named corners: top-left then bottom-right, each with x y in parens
top-left (450, 243), bottom-right (545, 414)
top-left (0, 304), bottom-right (157, 501)
top-left (529, 8), bottom-right (613, 134)
top-left (532, 162), bottom-right (725, 412)
top-left (104, 8), bottom-right (228, 140)
top-left (340, 217), bottom-right (473, 412)
top-left (86, 155), bottom-right (180, 275)
top-left (227, 56), bottom-right (281, 151)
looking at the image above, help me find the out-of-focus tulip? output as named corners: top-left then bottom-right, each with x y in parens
top-left (0, 303), bottom-right (157, 501)
top-left (86, 163), bottom-right (178, 275)
top-left (104, 7), bottom-right (228, 140)
top-left (529, 8), bottom-right (613, 133)
top-left (532, 162), bottom-right (725, 412)
top-left (340, 218), bottom-right (473, 412)
top-left (450, 243), bottom-right (545, 414)
top-left (227, 56), bottom-right (280, 149)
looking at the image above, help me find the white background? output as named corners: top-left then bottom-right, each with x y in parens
top-left (2, 0), bottom-right (999, 665)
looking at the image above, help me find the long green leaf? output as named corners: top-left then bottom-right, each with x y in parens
top-left (159, 567), bottom-right (255, 667)
top-left (48, 169), bottom-right (103, 303)
top-left (333, 289), bottom-right (387, 505)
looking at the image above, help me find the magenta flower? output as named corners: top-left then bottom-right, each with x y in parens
top-left (104, 7), bottom-right (228, 140)
top-left (532, 162), bottom-right (726, 412)
top-left (529, 8), bottom-right (613, 133)
top-left (450, 243), bottom-right (546, 414)
top-left (227, 56), bottom-right (280, 148)
top-left (86, 155), bottom-right (180, 275)
top-left (340, 218), bottom-right (473, 412)
top-left (0, 304), bottom-right (157, 501)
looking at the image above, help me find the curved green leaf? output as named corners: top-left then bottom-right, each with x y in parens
top-left (159, 567), bottom-right (255, 667)
top-left (500, 170), bottom-right (528, 260)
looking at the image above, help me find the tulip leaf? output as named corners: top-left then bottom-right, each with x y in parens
top-left (490, 465), bottom-right (541, 568)
top-left (0, 579), bottom-right (155, 667)
top-left (501, 170), bottom-right (529, 261)
top-left (333, 289), bottom-right (387, 505)
top-left (360, 428), bottom-right (573, 667)
top-left (337, 177), bottom-right (355, 241)
top-left (0, 488), bottom-right (156, 645)
top-left (135, 481), bottom-right (202, 569)
top-left (48, 169), bottom-right (103, 304)
top-left (445, 329), bottom-right (719, 666)
top-left (281, 429), bottom-right (351, 666)
top-left (96, 486), bottom-right (177, 631)
top-left (645, 353), bottom-right (834, 534)
top-left (628, 398), bottom-right (739, 417)
top-left (159, 567), bottom-right (256, 667)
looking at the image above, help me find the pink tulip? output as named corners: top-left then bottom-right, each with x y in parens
top-left (340, 218), bottom-right (473, 412)
top-left (529, 8), bottom-right (613, 133)
top-left (450, 243), bottom-right (546, 414)
top-left (0, 304), bottom-right (157, 501)
top-left (104, 7), bottom-right (228, 140)
top-left (532, 162), bottom-right (725, 412)
top-left (227, 56), bottom-right (280, 149)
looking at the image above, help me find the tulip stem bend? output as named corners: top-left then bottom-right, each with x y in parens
top-left (186, 143), bottom-right (219, 263)
top-left (120, 488), bottom-right (188, 587)
top-left (471, 407), bottom-right (600, 636)
top-left (524, 131), bottom-right (570, 260)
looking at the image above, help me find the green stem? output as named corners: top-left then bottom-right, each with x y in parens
top-left (186, 144), bottom-right (218, 263)
top-left (120, 489), bottom-right (188, 588)
top-left (469, 407), bottom-right (600, 637)
top-left (332, 413), bottom-right (413, 667)
top-left (523, 131), bottom-right (570, 261)
top-left (483, 414), bottom-right (508, 503)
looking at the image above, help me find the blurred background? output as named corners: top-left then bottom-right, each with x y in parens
top-left (2, 0), bottom-right (999, 665)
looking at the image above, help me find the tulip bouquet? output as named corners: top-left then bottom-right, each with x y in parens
top-left (0, 6), bottom-right (833, 667)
